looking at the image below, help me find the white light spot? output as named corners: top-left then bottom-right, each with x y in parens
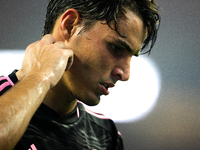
top-left (0, 50), bottom-right (24, 74)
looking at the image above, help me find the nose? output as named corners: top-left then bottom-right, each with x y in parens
top-left (111, 58), bottom-right (131, 81)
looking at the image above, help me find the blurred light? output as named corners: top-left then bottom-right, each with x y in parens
top-left (0, 50), bottom-right (24, 75)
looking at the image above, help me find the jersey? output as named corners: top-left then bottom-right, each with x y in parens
top-left (0, 70), bottom-right (124, 150)
top-left (0, 70), bottom-right (18, 96)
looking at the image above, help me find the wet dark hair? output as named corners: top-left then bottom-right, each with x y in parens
top-left (42, 0), bottom-right (160, 54)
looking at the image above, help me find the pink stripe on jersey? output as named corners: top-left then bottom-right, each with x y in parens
top-left (118, 131), bottom-right (122, 136)
top-left (31, 144), bottom-right (37, 150)
top-left (5, 76), bottom-right (14, 86)
top-left (0, 76), bottom-right (14, 86)
top-left (85, 107), bottom-right (111, 120)
top-left (77, 101), bottom-right (111, 120)
top-left (0, 82), bottom-right (12, 91)
top-left (77, 107), bottom-right (80, 118)
top-left (0, 76), bottom-right (7, 81)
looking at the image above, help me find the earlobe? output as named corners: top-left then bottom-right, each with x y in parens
top-left (60, 9), bottom-right (81, 40)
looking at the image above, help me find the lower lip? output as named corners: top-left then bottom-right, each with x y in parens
top-left (99, 84), bottom-right (110, 95)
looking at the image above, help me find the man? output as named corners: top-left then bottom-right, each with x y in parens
top-left (0, 0), bottom-right (160, 149)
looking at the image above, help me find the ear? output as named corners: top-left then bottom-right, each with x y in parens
top-left (60, 9), bottom-right (81, 40)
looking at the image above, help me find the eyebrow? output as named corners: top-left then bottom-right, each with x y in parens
top-left (113, 38), bottom-right (140, 56)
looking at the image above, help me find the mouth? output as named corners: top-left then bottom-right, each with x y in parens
top-left (102, 83), bottom-right (109, 89)
top-left (99, 83), bottom-right (115, 95)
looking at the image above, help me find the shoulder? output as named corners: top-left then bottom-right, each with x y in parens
top-left (77, 101), bottom-right (124, 149)
top-left (78, 101), bottom-right (115, 128)
top-left (78, 102), bottom-right (118, 136)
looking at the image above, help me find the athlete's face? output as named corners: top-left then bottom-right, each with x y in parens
top-left (63, 10), bottom-right (147, 106)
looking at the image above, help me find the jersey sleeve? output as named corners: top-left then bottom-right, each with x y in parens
top-left (0, 70), bottom-right (18, 96)
top-left (116, 131), bottom-right (124, 150)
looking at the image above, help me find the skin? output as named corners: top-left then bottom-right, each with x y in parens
top-left (0, 8), bottom-right (147, 150)
top-left (44, 8), bottom-right (147, 115)
top-left (0, 35), bottom-right (73, 150)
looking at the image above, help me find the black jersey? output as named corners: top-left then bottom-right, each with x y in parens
top-left (0, 71), bottom-right (124, 150)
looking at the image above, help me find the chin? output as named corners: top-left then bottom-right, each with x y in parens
top-left (79, 96), bottom-right (101, 106)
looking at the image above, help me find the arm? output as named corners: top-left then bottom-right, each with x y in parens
top-left (0, 34), bottom-right (73, 150)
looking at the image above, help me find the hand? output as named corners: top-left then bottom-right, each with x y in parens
top-left (17, 34), bottom-right (74, 88)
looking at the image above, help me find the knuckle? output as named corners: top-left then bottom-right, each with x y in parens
top-left (26, 42), bottom-right (37, 52)
top-left (37, 40), bottom-right (47, 47)
top-left (54, 41), bottom-right (66, 49)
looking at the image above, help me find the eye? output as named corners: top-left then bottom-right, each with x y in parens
top-left (110, 44), bottom-right (123, 55)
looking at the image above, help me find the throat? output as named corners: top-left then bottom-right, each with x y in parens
top-left (43, 82), bottom-right (77, 116)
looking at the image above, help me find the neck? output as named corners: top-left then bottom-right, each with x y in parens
top-left (43, 77), bottom-right (77, 116)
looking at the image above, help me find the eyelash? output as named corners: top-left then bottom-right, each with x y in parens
top-left (110, 44), bottom-right (123, 55)
top-left (110, 43), bottom-right (140, 57)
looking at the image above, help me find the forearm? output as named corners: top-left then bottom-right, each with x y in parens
top-left (0, 34), bottom-right (73, 150)
top-left (0, 74), bottom-right (50, 150)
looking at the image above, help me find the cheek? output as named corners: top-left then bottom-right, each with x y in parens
top-left (87, 48), bottom-right (113, 74)
top-left (72, 36), bottom-right (113, 77)
top-left (80, 45), bottom-right (108, 71)
top-left (74, 53), bottom-right (112, 81)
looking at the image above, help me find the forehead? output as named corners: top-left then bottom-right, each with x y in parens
top-left (117, 10), bottom-right (147, 51)
top-left (79, 10), bottom-right (147, 54)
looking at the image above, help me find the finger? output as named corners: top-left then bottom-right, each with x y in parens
top-left (65, 50), bottom-right (74, 71)
top-left (41, 34), bottom-right (57, 44)
top-left (53, 41), bottom-right (67, 49)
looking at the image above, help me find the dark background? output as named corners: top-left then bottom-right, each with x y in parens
top-left (1, 1), bottom-right (200, 149)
